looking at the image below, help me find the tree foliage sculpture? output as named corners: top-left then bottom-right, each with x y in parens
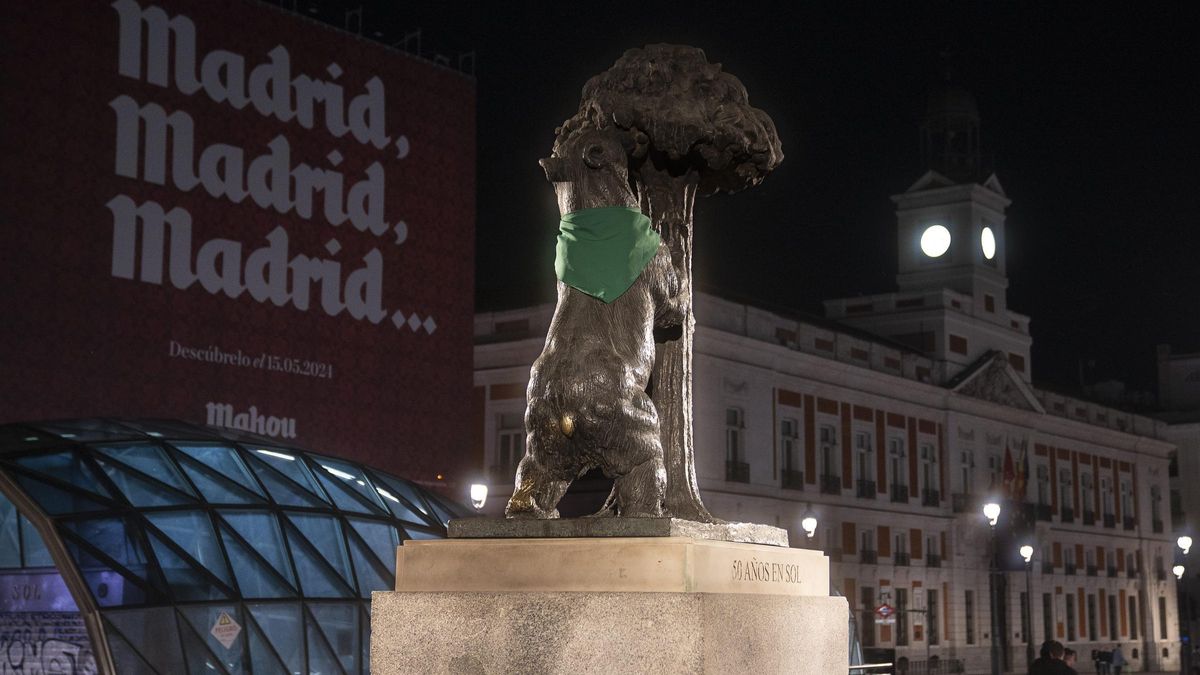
top-left (554, 44), bottom-right (783, 521)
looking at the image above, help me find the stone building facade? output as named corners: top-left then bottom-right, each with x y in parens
top-left (470, 82), bottom-right (1181, 672)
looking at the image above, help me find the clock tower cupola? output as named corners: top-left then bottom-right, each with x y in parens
top-left (825, 76), bottom-right (1033, 383)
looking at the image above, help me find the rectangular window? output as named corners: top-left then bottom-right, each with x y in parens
top-left (780, 417), bottom-right (801, 486)
top-left (861, 587), bottom-right (876, 647)
top-left (1059, 468), bottom-right (1074, 517)
top-left (726, 408), bottom-right (744, 463)
top-left (965, 590), bottom-right (976, 644)
top-left (1101, 476), bottom-right (1114, 516)
top-left (949, 334), bottom-right (968, 355)
top-left (919, 443), bottom-right (937, 494)
top-left (1087, 594), bottom-right (1098, 641)
top-left (959, 449), bottom-right (975, 494)
top-left (860, 529), bottom-right (876, 555)
top-left (895, 588), bottom-right (909, 646)
top-left (820, 424), bottom-right (838, 478)
top-left (1130, 596), bottom-right (1138, 639)
top-left (856, 431), bottom-right (874, 484)
top-left (1066, 596), bottom-right (1077, 641)
top-left (889, 438), bottom-right (907, 489)
top-left (1009, 352), bottom-right (1026, 373)
top-left (987, 454), bottom-right (1002, 489)
top-left (1109, 594), bottom-right (1119, 640)
top-left (497, 412), bottom-right (525, 474)
top-left (1037, 464), bottom-right (1050, 505)
top-left (1159, 596), bottom-right (1168, 640)
top-left (984, 294), bottom-right (995, 312)
top-left (1120, 480), bottom-right (1133, 518)
top-left (1043, 593), bottom-right (1054, 643)
top-left (927, 589), bottom-right (939, 645)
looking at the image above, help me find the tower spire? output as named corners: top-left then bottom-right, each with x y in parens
top-left (920, 53), bottom-right (981, 182)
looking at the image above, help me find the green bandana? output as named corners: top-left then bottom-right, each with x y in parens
top-left (554, 206), bottom-right (661, 303)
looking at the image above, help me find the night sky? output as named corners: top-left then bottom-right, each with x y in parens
top-left (310, 1), bottom-right (1198, 396)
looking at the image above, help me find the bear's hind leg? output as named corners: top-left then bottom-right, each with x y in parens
top-left (506, 453), bottom-right (571, 519)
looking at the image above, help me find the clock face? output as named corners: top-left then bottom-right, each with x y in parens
top-left (981, 226), bottom-right (996, 260)
top-left (920, 224), bottom-right (951, 257)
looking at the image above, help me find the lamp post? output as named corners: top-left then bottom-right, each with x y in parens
top-left (983, 500), bottom-right (1002, 675)
top-left (469, 483), bottom-right (488, 512)
top-left (1020, 544), bottom-right (1035, 669)
top-left (1181, 535), bottom-right (1193, 674)
top-left (801, 510), bottom-right (818, 540)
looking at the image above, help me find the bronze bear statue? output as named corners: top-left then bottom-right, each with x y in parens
top-left (505, 126), bottom-right (684, 518)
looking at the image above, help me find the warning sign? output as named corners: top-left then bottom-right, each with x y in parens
top-left (210, 611), bottom-right (242, 650)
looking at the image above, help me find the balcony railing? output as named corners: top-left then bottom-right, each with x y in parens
top-left (726, 461), bottom-right (750, 483)
top-left (1060, 506), bottom-right (1074, 523)
top-left (1036, 504), bottom-right (1053, 521)
top-left (1123, 516), bottom-right (1136, 531)
top-left (894, 552), bottom-right (911, 567)
top-left (1083, 510), bottom-right (1096, 526)
top-left (1103, 513), bottom-right (1116, 528)
top-left (1042, 561), bottom-right (1055, 574)
top-left (1153, 519), bottom-right (1164, 534)
top-left (951, 493), bottom-right (972, 513)
top-left (922, 489), bottom-right (940, 507)
top-left (860, 549), bottom-right (878, 564)
top-left (1065, 563), bottom-right (1077, 575)
top-left (1107, 566), bottom-right (1118, 578)
top-left (926, 554), bottom-right (941, 568)
top-left (854, 479), bottom-right (875, 499)
top-left (820, 473), bottom-right (842, 495)
top-left (781, 469), bottom-right (804, 490)
top-left (1086, 565), bottom-right (1098, 577)
top-left (891, 484), bottom-right (909, 503)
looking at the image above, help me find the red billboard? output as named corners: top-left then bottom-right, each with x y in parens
top-left (1, 1), bottom-right (476, 485)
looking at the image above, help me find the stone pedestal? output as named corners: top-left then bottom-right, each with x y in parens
top-left (371, 537), bottom-right (849, 674)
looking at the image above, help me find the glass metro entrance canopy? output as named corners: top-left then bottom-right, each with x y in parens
top-left (0, 418), bottom-right (470, 674)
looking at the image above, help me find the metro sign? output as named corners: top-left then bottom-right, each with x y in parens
top-left (874, 603), bottom-right (895, 619)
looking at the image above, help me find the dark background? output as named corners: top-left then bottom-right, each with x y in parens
top-left (300, 0), bottom-right (1199, 397)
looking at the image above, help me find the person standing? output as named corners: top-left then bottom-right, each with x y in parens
top-left (1031, 641), bottom-right (1075, 675)
top-left (1110, 645), bottom-right (1127, 675)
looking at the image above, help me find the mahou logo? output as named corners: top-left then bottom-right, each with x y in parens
top-left (206, 402), bottom-right (297, 439)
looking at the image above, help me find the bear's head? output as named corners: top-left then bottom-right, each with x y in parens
top-left (540, 126), bottom-right (638, 214)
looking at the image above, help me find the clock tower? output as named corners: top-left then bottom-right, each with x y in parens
top-left (825, 79), bottom-right (1033, 383)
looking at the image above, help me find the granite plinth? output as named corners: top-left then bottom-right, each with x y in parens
top-left (371, 591), bottom-right (849, 674)
top-left (448, 517), bottom-right (789, 547)
top-left (395, 537), bottom-right (828, 596)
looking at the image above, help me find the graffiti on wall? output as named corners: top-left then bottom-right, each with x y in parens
top-left (0, 612), bottom-right (97, 675)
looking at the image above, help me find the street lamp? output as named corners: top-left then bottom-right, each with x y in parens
top-left (469, 483), bottom-right (488, 512)
top-left (983, 500), bottom-right (1002, 675)
top-left (1180, 535), bottom-right (1193, 556)
top-left (801, 510), bottom-right (818, 540)
top-left (983, 501), bottom-right (1001, 527)
top-left (1020, 544), bottom-right (1035, 668)
top-left (1175, 565), bottom-right (1186, 581)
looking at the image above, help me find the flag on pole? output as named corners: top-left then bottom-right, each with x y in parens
top-left (1002, 445), bottom-right (1015, 498)
top-left (1012, 441), bottom-right (1029, 500)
